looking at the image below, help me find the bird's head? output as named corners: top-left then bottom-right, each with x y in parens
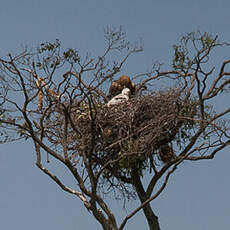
top-left (119, 75), bottom-right (132, 85)
top-left (119, 75), bottom-right (136, 95)
top-left (121, 88), bottom-right (131, 96)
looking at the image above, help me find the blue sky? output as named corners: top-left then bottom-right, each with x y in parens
top-left (1, 1), bottom-right (230, 229)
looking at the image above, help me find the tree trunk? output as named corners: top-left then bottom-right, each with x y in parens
top-left (131, 169), bottom-right (161, 230)
top-left (90, 200), bottom-right (119, 230)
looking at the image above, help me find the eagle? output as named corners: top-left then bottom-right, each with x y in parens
top-left (107, 88), bottom-right (131, 107)
top-left (109, 75), bottom-right (135, 98)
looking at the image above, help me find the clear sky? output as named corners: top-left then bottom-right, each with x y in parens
top-left (1, 0), bottom-right (230, 229)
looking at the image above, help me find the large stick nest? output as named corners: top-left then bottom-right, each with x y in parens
top-left (69, 87), bottom-right (197, 179)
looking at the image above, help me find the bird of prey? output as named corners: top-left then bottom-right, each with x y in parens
top-left (107, 88), bottom-right (131, 107)
top-left (109, 75), bottom-right (135, 98)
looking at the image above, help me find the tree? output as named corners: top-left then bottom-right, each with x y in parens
top-left (0, 27), bottom-right (230, 230)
